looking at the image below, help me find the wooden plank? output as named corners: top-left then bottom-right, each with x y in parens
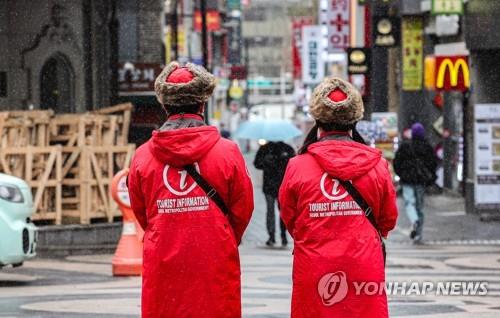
top-left (32, 149), bottom-right (57, 214)
top-left (124, 144), bottom-right (135, 168)
top-left (25, 147), bottom-right (32, 182)
top-left (27, 180), bottom-right (60, 187)
top-left (80, 146), bottom-right (91, 224)
top-left (1, 110), bottom-right (54, 117)
top-left (91, 103), bottom-right (133, 115)
top-left (62, 179), bottom-right (110, 186)
top-left (61, 150), bottom-right (81, 178)
top-left (89, 151), bottom-right (111, 221)
top-left (120, 109), bottom-right (131, 145)
top-left (31, 212), bottom-right (56, 221)
top-left (55, 148), bottom-right (62, 225)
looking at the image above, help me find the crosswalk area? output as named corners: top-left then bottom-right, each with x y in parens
top-left (2, 242), bottom-right (499, 317)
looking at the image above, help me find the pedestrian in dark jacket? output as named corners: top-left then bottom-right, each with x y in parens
top-left (393, 122), bottom-right (438, 243)
top-left (254, 141), bottom-right (295, 246)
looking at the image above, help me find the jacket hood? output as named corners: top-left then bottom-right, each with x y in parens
top-left (308, 140), bottom-right (382, 180)
top-left (149, 126), bottom-right (221, 167)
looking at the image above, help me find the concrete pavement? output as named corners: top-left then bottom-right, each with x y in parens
top-left (1, 243), bottom-right (500, 317)
top-left (1, 153), bottom-right (500, 317)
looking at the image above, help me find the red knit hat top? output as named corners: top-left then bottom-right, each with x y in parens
top-left (166, 67), bottom-right (194, 83)
top-left (328, 88), bottom-right (348, 103)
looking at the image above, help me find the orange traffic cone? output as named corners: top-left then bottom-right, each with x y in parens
top-left (111, 169), bottom-right (143, 276)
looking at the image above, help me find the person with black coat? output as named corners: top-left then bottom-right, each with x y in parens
top-left (254, 141), bottom-right (295, 247)
top-left (393, 122), bottom-right (438, 243)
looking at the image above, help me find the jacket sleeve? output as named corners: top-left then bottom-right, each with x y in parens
top-left (377, 160), bottom-right (398, 238)
top-left (392, 143), bottom-right (408, 177)
top-left (128, 156), bottom-right (148, 231)
top-left (424, 143), bottom-right (438, 173)
top-left (278, 162), bottom-right (298, 238)
top-left (253, 145), bottom-right (266, 170)
top-left (227, 149), bottom-right (254, 244)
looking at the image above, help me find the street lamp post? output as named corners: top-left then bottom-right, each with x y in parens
top-left (171, 0), bottom-right (178, 61)
top-left (200, 0), bottom-right (209, 70)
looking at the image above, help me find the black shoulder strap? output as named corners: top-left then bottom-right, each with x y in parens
top-left (184, 164), bottom-right (231, 216)
top-left (338, 179), bottom-right (379, 234)
top-left (341, 179), bottom-right (387, 266)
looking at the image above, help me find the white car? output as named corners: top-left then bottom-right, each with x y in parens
top-left (0, 173), bottom-right (37, 268)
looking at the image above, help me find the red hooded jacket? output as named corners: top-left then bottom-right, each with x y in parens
top-left (279, 138), bottom-right (398, 318)
top-left (128, 124), bottom-right (254, 318)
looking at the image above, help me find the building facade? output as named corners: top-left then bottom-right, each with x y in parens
top-left (0, 0), bottom-right (163, 113)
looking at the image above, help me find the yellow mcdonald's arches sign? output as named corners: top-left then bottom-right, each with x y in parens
top-left (435, 56), bottom-right (470, 91)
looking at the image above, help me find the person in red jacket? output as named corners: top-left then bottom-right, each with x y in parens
top-left (128, 61), bottom-right (254, 318)
top-left (279, 77), bottom-right (398, 318)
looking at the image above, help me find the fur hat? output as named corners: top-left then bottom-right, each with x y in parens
top-left (154, 61), bottom-right (216, 106)
top-left (309, 77), bottom-right (364, 126)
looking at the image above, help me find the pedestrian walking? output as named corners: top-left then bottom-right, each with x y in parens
top-left (127, 62), bottom-right (254, 318)
top-left (393, 122), bottom-right (437, 243)
top-left (279, 77), bottom-right (398, 318)
top-left (220, 122), bottom-right (232, 139)
top-left (254, 141), bottom-right (295, 247)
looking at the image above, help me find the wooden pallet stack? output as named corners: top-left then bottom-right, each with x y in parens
top-left (0, 103), bottom-right (136, 225)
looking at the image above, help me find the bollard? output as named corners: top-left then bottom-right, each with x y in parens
top-left (110, 168), bottom-right (143, 276)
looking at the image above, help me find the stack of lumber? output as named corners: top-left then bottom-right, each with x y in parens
top-left (0, 103), bottom-right (136, 224)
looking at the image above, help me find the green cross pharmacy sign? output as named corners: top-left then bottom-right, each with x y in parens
top-left (432, 0), bottom-right (464, 15)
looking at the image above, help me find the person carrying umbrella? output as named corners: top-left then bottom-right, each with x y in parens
top-left (254, 141), bottom-right (295, 247)
top-left (279, 77), bottom-right (398, 317)
top-left (127, 62), bottom-right (254, 318)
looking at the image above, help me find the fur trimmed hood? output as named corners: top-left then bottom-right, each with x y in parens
top-left (154, 61), bottom-right (216, 106)
top-left (309, 77), bottom-right (364, 126)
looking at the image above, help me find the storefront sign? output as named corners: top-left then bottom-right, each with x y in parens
top-left (435, 56), bottom-right (470, 92)
top-left (474, 104), bottom-right (500, 210)
top-left (194, 10), bottom-right (221, 31)
top-left (227, 0), bottom-right (241, 11)
top-left (402, 17), bottom-right (424, 91)
top-left (432, 0), bottom-right (464, 15)
top-left (229, 84), bottom-right (244, 100)
top-left (347, 48), bottom-right (371, 75)
top-left (373, 16), bottom-right (400, 47)
top-left (292, 17), bottom-right (313, 79)
top-left (325, 0), bottom-right (350, 51)
top-left (302, 26), bottom-right (324, 85)
top-left (226, 18), bottom-right (242, 65)
top-left (118, 63), bottom-right (163, 94)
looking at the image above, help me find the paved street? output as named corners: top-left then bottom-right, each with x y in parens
top-left (1, 155), bottom-right (500, 317)
top-left (1, 243), bottom-right (500, 317)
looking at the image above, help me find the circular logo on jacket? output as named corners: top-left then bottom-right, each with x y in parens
top-left (163, 163), bottom-right (200, 196)
top-left (317, 271), bottom-right (349, 306)
top-left (320, 173), bottom-right (349, 201)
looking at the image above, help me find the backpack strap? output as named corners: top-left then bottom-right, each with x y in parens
top-left (184, 164), bottom-right (231, 217)
top-left (338, 180), bottom-right (379, 232)
top-left (338, 179), bottom-right (386, 265)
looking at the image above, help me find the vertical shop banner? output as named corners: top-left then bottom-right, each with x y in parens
top-left (432, 0), bottom-right (464, 15)
top-left (324, 0), bottom-right (350, 51)
top-left (474, 104), bottom-right (500, 210)
top-left (292, 17), bottom-right (314, 79)
top-left (302, 26), bottom-right (324, 85)
top-left (226, 18), bottom-right (242, 65)
top-left (194, 10), bottom-right (221, 31)
top-left (402, 17), bottom-right (423, 91)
